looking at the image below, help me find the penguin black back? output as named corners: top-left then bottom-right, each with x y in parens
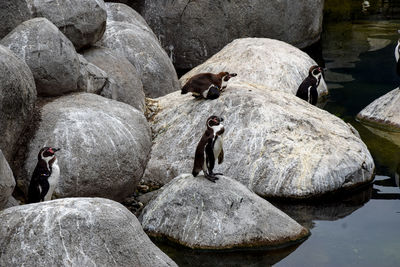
top-left (296, 65), bottom-right (323, 105)
top-left (181, 72), bottom-right (237, 99)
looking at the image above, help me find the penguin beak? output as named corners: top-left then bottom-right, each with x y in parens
top-left (219, 117), bottom-right (224, 122)
top-left (52, 148), bottom-right (61, 152)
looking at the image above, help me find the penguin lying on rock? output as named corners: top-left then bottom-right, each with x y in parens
top-left (192, 116), bottom-right (225, 182)
top-left (296, 65), bottom-right (325, 105)
top-left (181, 72), bottom-right (237, 100)
top-left (28, 147), bottom-right (60, 203)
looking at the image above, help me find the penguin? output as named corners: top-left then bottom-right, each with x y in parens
top-left (181, 72), bottom-right (237, 99)
top-left (296, 65), bottom-right (324, 105)
top-left (27, 147), bottom-right (60, 203)
top-left (394, 37), bottom-right (400, 76)
top-left (192, 116), bottom-right (225, 182)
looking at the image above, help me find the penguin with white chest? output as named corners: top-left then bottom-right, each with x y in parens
top-left (296, 65), bottom-right (325, 105)
top-left (28, 147), bottom-right (60, 203)
top-left (192, 116), bottom-right (225, 182)
top-left (394, 37), bottom-right (400, 76)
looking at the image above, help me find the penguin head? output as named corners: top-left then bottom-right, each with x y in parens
top-left (38, 147), bottom-right (60, 161)
top-left (221, 72), bottom-right (237, 81)
top-left (309, 65), bottom-right (323, 79)
top-left (206, 116), bottom-right (224, 129)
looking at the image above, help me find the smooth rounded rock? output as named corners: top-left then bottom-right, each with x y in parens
top-left (22, 93), bottom-right (152, 201)
top-left (141, 174), bottom-right (309, 249)
top-left (180, 38), bottom-right (328, 98)
top-left (142, 81), bottom-right (374, 199)
top-left (0, 45), bottom-right (36, 161)
top-left (82, 46), bottom-right (145, 112)
top-left (77, 54), bottom-right (108, 94)
top-left (357, 87), bottom-right (400, 132)
top-left (26, 0), bottom-right (107, 50)
top-left (143, 0), bottom-right (324, 69)
top-left (0, 198), bottom-right (177, 267)
top-left (1, 18), bottom-right (80, 96)
top-left (0, 150), bottom-right (15, 210)
top-left (97, 19), bottom-right (180, 98)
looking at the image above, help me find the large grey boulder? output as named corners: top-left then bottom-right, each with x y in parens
top-left (141, 174), bottom-right (309, 249)
top-left (143, 0), bottom-right (324, 69)
top-left (0, 45), bottom-right (36, 161)
top-left (22, 93), bottom-right (152, 201)
top-left (1, 18), bottom-right (80, 96)
top-left (0, 198), bottom-right (177, 267)
top-left (82, 46), bottom-right (146, 112)
top-left (26, 0), bottom-right (107, 50)
top-left (97, 11), bottom-right (180, 98)
top-left (0, 150), bottom-right (15, 210)
top-left (0, 0), bottom-right (31, 39)
top-left (357, 88), bottom-right (400, 132)
top-left (180, 38), bottom-right (328, 99)
top-left (142, 81), bottom-right (375, 199)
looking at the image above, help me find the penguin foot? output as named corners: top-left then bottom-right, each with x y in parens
top-left (212, 172), bottom-right (223, 176)
top-left (204, 173), bottom-right (219, 183)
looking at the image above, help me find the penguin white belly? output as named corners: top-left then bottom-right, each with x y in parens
top-left (44, 160), bottom-right (60, 201)
top-left (213, 136), bottom-right (223, 160)
top-left (395, 43), bottom-right (399, 62)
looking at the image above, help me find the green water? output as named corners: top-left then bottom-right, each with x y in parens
top-left (156, 9), bottom-right (400, 267)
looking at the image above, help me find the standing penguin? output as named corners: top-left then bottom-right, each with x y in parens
top-left (296, 65), bottom-right (324, 105)
top-left (28, 147), bottom-right (60, 203)
top-left (192, 116), bottom-right (225, 182)
top-left (394, 37), bottom-right (400, 76)
top-left (181, 72), bottom-right (237, 99)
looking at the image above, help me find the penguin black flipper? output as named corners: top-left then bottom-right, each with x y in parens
top-left (205, 139), bottom-right (216, 173)
top-left (192, 131), bottom-right (212, 177)
top-left (397, 59), bottom-right (400, 76)
top-left (296, 82), bottom-right (309, 102)
top-left (310, 86), bottom-right (318, 105)
top-left (28, 169), bottom-right (50, 203)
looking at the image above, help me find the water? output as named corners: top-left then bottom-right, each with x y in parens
top-left (156, 8), bottom-right (400, 267)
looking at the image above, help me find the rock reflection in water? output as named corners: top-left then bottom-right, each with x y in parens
top-left (154, 240), bottom-right (303, 267)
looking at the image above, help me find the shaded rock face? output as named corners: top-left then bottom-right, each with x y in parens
top-left (22, 93), bottom-right (152, 201)
top-left (0, 45), bottom-right (36, 161)
top-left (0, 0), bottom-right (31, 39)
top-left (143, 0), bottom-right (324, 69)
top-left (180, 38), bottom-right (328, 98)
top-left (82, 46), bottom-right (146, 112)
top-left (97, 8), bottom-right (180, 98)
top-left (0, 150), bottom-right (15, 210)
top-left (77, 54), bottom-right (108, 94)
top-left (141, 174), bottom-right (309, 249)
top-left (0, 198), bottom-right (177, 267)
top-left (1, 18), bottom-right (80, 96)
top-left (4, 196), bottom-right (19, 210)
top-left (357, 88), bottom-right (400, 132)
top-left (143, 82), bottom-right (375, 199)
top-left (26, 0), bottom-right (107, 50)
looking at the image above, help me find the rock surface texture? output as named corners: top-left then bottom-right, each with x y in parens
top-left (0, 150), bottom-right (15, 210)
top-left (0, 45), bottom-right (36, 161)
top-left (98, 4), bottom-right (180, 98)
top-left (77, 54), bottom-right (108, 94)
top-left (23, 93), bottom-right (152, 201)
top-left (143, 81), bottom-right (375, 199)
top-left (180, 38), bottom-right (328, 98)
top-left (141, 174), bottom-right (309, 249)
top-left (26, 0), bottom-right (107, 50)
top-left (0, 198), bottom-right (177, 267)
top-left (1, 18), bottom-right (80, 96)
top-left (357, 88), bottom-right (400, 132)
top-left (143, 0), bottom-right (324, 69)
top-left (0, 0), bottom-right (31, 39)
top-left (83, 46), bottom-right (145, 112)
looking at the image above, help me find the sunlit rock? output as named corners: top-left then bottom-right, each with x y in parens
top-left (0, 198), bottom-right (177, 266)
top-left (142, 81), bottom-right (374, 199)
top-left (22, 93), bottom-right (152, 201)
top-left (180, 38), bottom-right (328, 99)
top-left (141, 174), bottom-right (309, 249)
